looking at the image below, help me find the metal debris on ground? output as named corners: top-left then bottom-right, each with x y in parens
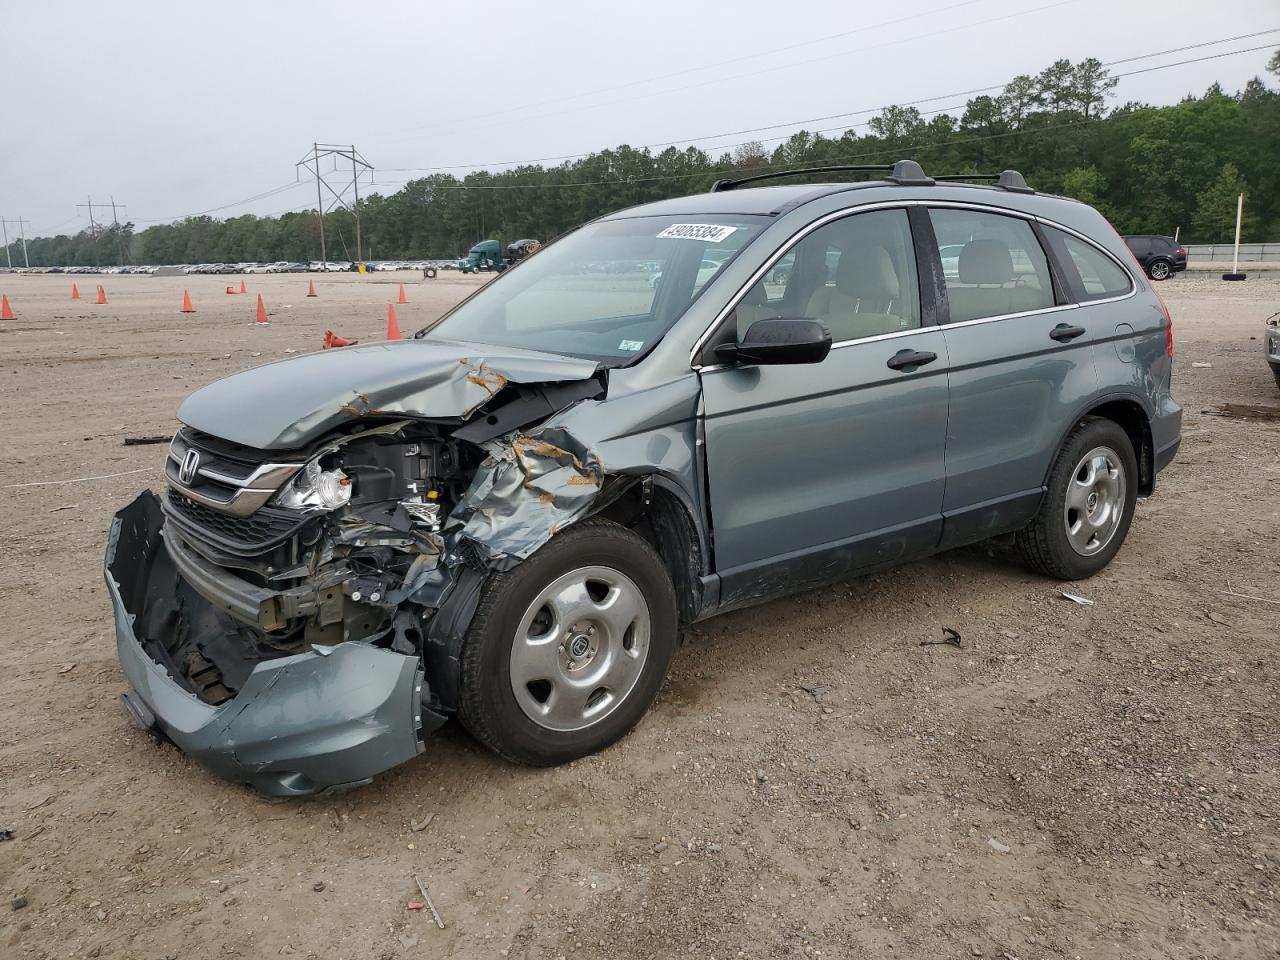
top-left (11, 895), bottom-right (28, 910)
top-left (1191, 361), bottom-right (1212, 368)
top-left (921, 627), bottom-right (962, 648)
top-left (410, 813), bottom-right (435, 832)
top-left (414, 876), bottom-right (446, 929)
top-left (122, 435), bottom-right (172, 446)
top-left (0, 829), bottom-right (14, 842)
top-left (1059, 592), bottom-right (1094, 606)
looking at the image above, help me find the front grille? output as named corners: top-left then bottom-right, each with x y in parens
top-left (164, 489), bottom-right (312, 557)
top-left (167, 428), bottom-right (302, 517)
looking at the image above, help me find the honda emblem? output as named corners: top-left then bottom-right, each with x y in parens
top-left (179, 449), bottom-right (201, 485)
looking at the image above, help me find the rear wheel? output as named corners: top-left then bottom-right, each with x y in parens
top-left (1147, 258), bottom-right (1172, 280)
top-left (1017, 419), bottom-right (1138, 580)
top-left (458, 519), bottom-right (678, 765)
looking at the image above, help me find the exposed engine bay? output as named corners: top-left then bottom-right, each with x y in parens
top-left (119, 370), bottom-right (611, 720)
top-left (105, 341), bottom-right (705, 796)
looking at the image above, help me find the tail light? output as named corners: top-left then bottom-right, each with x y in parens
top-left (1152, 286), bottom-right (1173, 356)
top-left (1176, 246), bottom-right (1186, 258)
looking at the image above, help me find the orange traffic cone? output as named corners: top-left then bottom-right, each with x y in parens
top-left (96, 285), bottom-right (107, 305)
top-left (386, 304), bottom-right (401, 340)
top-left (322, 330), bottom-right (357, 349)
top-left (239, 279), bottom-right (247, 295)
top-left (71, 282), bottom-right (80, 300)
top-left (225, 285), bottom-right (237, 295)
top-left (1, 294), bottom-right (13, 320)
top-left (397, 283), bottom-right (408, 304)
top-left (306, 278), bottom-right (317, 297)
top-left (180, 290), bottom-right (195, 314)
top-left (255, 294), bottom-right (269, 325)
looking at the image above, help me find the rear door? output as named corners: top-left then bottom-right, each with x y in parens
top-left (926, 205), bottom-right (1100, 547)
top-left (699, 206), bottom-right (950, 608)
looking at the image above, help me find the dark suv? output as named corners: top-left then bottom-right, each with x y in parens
top-left (1122, 235), bottom-right (1186, 281)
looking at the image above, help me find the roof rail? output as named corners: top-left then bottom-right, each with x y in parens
top-left (709, 159), bottom-right (937, 192)
top-left (709, 164), bottom-right (895, 192)
top-left (933, 170), bottom-right (1035, 194)
top-left (704, 160), bottom-right (1033, 193)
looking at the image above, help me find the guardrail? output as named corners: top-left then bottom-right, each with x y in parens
top-left (1185, 242), bottom-right (1280, 263)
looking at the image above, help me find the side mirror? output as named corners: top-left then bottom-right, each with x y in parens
top-left (715, 317), bottom-right (832, 366)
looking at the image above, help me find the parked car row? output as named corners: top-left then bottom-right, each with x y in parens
top-left (3, 259), bottom-right (461, 276)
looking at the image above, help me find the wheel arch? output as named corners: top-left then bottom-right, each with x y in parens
top-left (591, 474), bottom-right (710, 625)
top-left (1054, 394), bottom-right (1155, 495)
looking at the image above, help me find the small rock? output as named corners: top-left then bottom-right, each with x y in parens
top-left (398, 933), bottom-right (419, 949)
top-left (987, 837), bottom-right (1011, 854)
top-left (755, 770), bottom-right (767, 783)
top-left (1139, 857), bottom-right (1156, 866)
top-left (312, 881), bottom-right (325, 893)
top-left (11, 894), bottom-right (28, 910)
top-left (653, 841), bottom-right (668, 854)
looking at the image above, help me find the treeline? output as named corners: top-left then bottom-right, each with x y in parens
top-left (10, 54), bottom-right (1280, 267)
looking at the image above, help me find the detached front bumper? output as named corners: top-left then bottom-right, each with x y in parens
top-left (106, 491), bottom-right (435, 797)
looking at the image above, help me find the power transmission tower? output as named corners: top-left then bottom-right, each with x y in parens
top-left (0, 217), bottom-right (30, 268)
top-left (76, 198), bottom-right (127, 266)
top-left (296, 143), bottom-right (374, 267)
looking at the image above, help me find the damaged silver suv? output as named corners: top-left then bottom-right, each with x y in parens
top-left (106, 161), bottom-right (1181, 796)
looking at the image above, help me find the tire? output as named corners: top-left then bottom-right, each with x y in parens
top-left (1272, 367), bottom-right (1280, 392)
top-left (424, 267), bottom-right (437, 279)
top-left (458, 519), bottom-right (678, 766)
top-left (1222, 272), bottom-right (1247, 281)
top-left (1147, 258), bottom-right (1172, 281)
top-left (1016, 418), bottom-right (1138, 581)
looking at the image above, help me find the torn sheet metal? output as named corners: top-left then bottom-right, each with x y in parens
top-left (449, 426), bottom-right (606, 566)
top-left (176, 338), bottom-right (601, 450)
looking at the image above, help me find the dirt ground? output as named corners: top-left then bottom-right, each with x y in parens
top-left (0, 270), bottom-right (1277, 960)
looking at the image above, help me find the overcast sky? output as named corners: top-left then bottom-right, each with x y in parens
top-left (4, 0), bottom-right (1277, 237)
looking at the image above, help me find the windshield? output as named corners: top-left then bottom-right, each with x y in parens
top-left (427, 214), bottom-right (768, 363)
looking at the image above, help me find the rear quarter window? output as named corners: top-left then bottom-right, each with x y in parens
top-left (1046, 227), bottom-right (1133, 302)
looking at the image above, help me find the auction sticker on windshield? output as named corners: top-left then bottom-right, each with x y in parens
top-left (656, 223), bottom-right (739, 243)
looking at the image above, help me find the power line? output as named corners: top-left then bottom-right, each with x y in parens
top-left (382, 0), bottom-right (1083, 151)
top-left (371, 37), bottom-right (1280, 191)
top-left (403, 0), bottom-right (992, 136)
top-left (379, 28), bottom-right (1280, 175)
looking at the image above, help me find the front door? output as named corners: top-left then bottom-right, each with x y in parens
top-left (700, 207), bottom-right (950, 609)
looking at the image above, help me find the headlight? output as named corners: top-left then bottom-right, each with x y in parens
top-left (273, 458), bottom-right (352, 511)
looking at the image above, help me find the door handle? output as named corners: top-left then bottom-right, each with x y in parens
top-left (1050, 323), bottom-right (1087, 342)
top-left (886, 349), bottom-right (938, 371)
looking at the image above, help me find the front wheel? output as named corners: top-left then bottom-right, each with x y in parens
top-left (1017, 418), bottom-right (1138, 580)
top-left (1147, 258), bottom-right (1172, 281)
top-left (458, 519), bottom-right (678, 765)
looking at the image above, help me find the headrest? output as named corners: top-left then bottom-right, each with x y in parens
top-left (958, 239), bottom-right (1013, 284)
top-left (835, 246), bottom-right (900, 301)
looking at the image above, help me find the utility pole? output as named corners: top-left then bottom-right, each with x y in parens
top-left (296, 143), bottom-right (373, 267)
top-left (0, 218), bottom-right (30, 268)
top-left (110, 196), bottom-right (125, 266)
top-left (77, 198), bottom-right (125, 266)
top-left (351, 145), bottom-right (363, 263)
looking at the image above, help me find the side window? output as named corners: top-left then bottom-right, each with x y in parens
top-left (1127, 237), bottom-right (1151, 257)
top-left (929, 208), bottom-right (1055, 324)
top-left (736, 209), bottom-right (920, 341)
top-left (1044, 226), bottom-right (1134, 302)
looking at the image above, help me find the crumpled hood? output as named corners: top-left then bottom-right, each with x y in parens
top-left (176, 337), bottom-right (601, 450)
